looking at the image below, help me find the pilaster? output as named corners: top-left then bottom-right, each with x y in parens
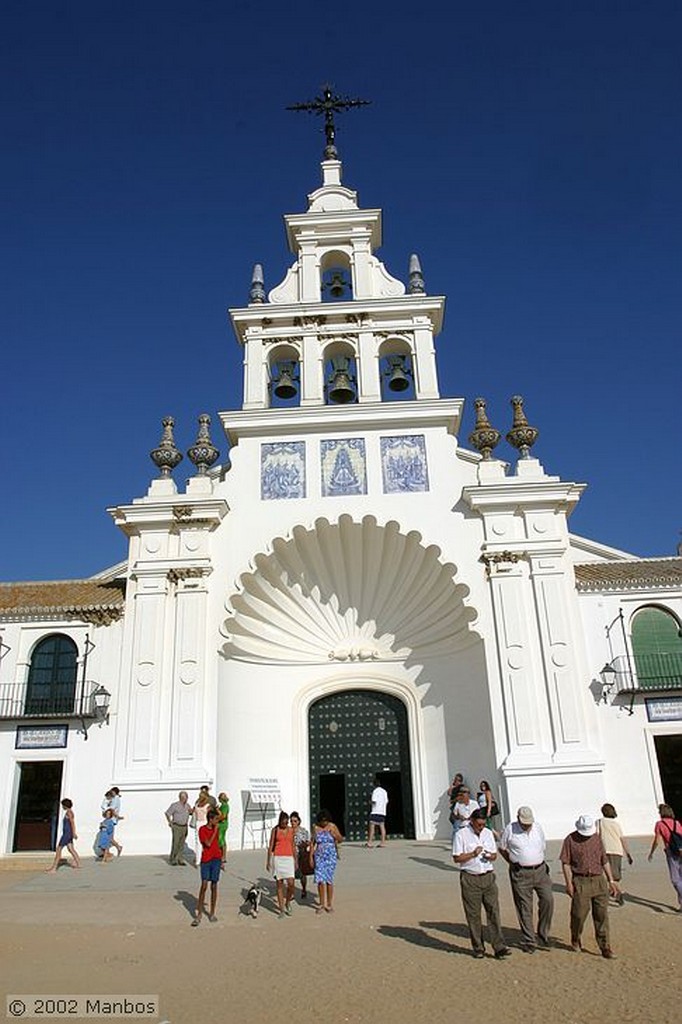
top-left (109, 496), bottom-right (228, 785)
top-left (463, 469), bottom-right (600, 773)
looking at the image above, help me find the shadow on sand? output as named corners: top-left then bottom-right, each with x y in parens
top-left (408, 856), bottom-right (452, 873)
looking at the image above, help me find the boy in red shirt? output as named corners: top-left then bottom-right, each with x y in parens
top-left (191, 809), bottom-right (222, 926)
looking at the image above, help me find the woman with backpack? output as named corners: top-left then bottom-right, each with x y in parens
top-left (647, 803), bottom-right (682, 912)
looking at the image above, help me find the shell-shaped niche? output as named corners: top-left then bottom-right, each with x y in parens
top-left (221, 515), bottom-right (478, 664)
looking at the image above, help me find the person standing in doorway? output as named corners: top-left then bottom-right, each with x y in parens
top-left (191, 808), bottom-right (221, 926)
top-left (366, 776), bottom-right (388, 848)
top-left (560, 814), bottom-right (620, 958)
top-left (452, 808), bottom-right (511, 960)
top-left (165, 790), bottom-right (193, 866)
top-left (499, 806), bottom-right (554, 952)
top-left (46, 798), bottom-right (81, 872)
top-left (647, 803), bottom-right (682, 912)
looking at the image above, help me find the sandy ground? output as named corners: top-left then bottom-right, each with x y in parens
top-left (0, 837), bottom-right (679, 1024)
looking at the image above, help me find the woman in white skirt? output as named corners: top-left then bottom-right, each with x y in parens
top-left (266, 811), bottom-right (296, 917)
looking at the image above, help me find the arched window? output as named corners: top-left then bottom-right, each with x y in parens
top-left (631, 607), bottom-right (682, 690)
top-left (25, 634), bottom-right (78, 715)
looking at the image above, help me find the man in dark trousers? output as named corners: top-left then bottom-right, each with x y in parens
top-left (499, 805), bottom-right (554, 953)
top-left (560, 814), bottom-right (620, 958)
top-left (453, 808), bottom-right (511, 960)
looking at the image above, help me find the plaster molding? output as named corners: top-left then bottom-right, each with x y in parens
top-left (221, 398), bottom-right (464, 443)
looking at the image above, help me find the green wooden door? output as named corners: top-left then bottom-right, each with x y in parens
top-left (308, 690), bottom-right (415, 841)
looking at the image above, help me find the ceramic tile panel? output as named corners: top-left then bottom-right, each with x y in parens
top-left (260, 441), bottom-right (306, 500)
top-left (380, 434), bottom-right (429, 493)
top-left (321, 438), bottom-right (367, 497)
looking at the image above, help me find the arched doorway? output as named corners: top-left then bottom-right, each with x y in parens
top-left (308, 690), bottom-right (415, 841)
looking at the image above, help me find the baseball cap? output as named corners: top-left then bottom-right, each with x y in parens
top-left (517, 806), bottom-right (534, 825)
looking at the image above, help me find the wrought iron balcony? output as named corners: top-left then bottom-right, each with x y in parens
top-left (611, 652), bottom-right (682, 693)
top-left (0, 680), bottom-right (107, 720)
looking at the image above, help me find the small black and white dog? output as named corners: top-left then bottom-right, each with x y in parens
top-left (245, 884), bottom-right (263, 918)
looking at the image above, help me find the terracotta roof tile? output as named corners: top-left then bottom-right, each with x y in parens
top-left (574, 558), bottom-right (682, 592)
top-left (0, 579), bottom-right (125, 623)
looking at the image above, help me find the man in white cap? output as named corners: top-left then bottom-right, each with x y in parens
top-left (499, 806), bottom-right (553, 953)
top-left (560, 814), bottom-right (621, 959)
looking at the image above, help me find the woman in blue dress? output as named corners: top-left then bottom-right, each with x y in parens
top-left (46, 798), bottom-right (81, 872)
top-left (312, 809), bottom-right (343, 914)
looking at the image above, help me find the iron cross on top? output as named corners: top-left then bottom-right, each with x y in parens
top-left (287, 85), bottom-right (370, 159)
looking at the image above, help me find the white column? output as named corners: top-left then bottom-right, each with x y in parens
top-left (357, 330), bottom-right (381, 403)
top-left (412, 321), bottom-right (439, 399)
top-left (243, 330), bottom-right (266, 409)
top-left (350, 233), bottom-right (373, 299)
top-left (300, 332), bottom-right (323, 405)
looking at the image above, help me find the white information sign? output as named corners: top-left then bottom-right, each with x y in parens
top-left (16, 725), bottom-right (68, 749)
top-left (248, 777), bottom-right (281, 804)
top-left (645, 697), bottom-right (682, 723)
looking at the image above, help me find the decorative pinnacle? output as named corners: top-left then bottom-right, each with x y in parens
top-left (249, 263), bottom-right (266, 304)
top-left (187, 414), bottom-right (219, 476)
top-left (468, 398), bottom-right (501, 460)
top-left (506, 395), bottom-right (539, 459)
top-left (150, 416), bottom-right (183, 478)
top-left (287, 84), bottom-right (371, 160)
top-left (407, 253), bottom-right (425, 295)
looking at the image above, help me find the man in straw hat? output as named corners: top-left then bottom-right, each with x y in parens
top-left (560, 814), bottom-right (621, 959)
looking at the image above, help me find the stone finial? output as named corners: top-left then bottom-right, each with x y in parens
top-left (187, 414), bottom-right (219, 476)
top-left (407, 253), bottom-right (425, 294)
top-left (150, 416), bottom-right (183, 478)
top-left (506, 395), bottom-right (539, 459)
top-left (468, 398), bottom-right (501, 460)
top-left (249, 263), bottom-right (266, 304)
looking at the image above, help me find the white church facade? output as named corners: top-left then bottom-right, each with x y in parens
top-left (1, 148), bottom-right (681, 856)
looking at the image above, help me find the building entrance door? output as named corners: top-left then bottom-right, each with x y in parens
top-left (308, 690), bottom-right (414, 841)
top-left (13, 762), bottom-right (63, 851)
top-left (654, 734), bottom-right (682, 820)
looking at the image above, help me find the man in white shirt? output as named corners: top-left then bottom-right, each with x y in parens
top-left (452, 809), bottom-right (511, 959)
top-left (499, 806), bottom-right (554, 953)
top-left (366, 776), bottom-right (389, 848)
top-left (450, 786), bottom-right (479, 835)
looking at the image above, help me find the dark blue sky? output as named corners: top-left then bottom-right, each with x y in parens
top-left (1, 2), bottom-right (680, 580)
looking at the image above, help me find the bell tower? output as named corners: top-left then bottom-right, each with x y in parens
top-left (229, 97), bottom-right (445, 412)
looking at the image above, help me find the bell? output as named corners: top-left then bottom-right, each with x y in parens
top-left (328, 357), bottom-right (355, 404)
top-left (273, 361), bottom-right (297, 400)
top-left (387, 356), bottom-right (410, 392)
top-left (328, 271), bottom-right (346, 299)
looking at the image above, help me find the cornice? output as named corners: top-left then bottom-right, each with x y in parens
top-left (229, 295), bottom-right (446, 342)
top-left (108, 498), bottom-right (228, 533)
top-left (220, 398), bottom-right (464, 443)
top-left (462, 480), bottom-right (586, 513)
